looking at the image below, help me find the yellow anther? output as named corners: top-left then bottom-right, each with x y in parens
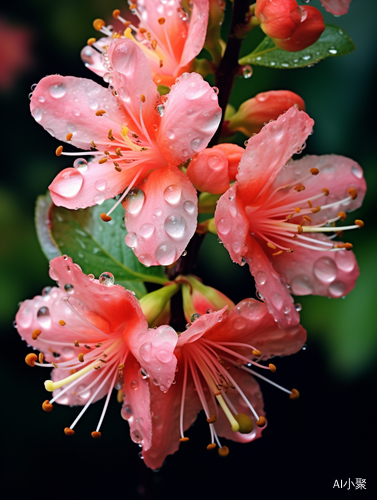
top-left (294, 184), bottom-right (305, 192)
top-left (99, 158), bottom-right (108, 164)
top-left (206, 415), bottom-right (218, 424)
top-left (95, 109), bottom-right (106, 116)
top-left (252, 349), bottom-right (261, 357)
top-left (295, 207), bottom-right (301, 213)
top-left (234, 413), bottom-right (254, 434)
top-left (140, 94), bottom-right (146, 103)
top-left (159, 59), bottom-right (163, 68)
top-left (272, 250), bottom-right (283, 256)
top-left (139, 27), bottom-right (147, 34)
top-left (113, 9), bottom-right (121, 19)
top-left (267, 242), bottom-right (276, 249)
top-left (338, 211), bottom-right (347, 221)
top-left (118, 363), bottom-right (125, 370)
top-left (311, 206), bottom-right (321, 214)
top-left (355, 219), bottom-right (364, 228)
top-left (87, 37), bottom-right (96, 46)
top-left (108, 129), bottom-right (115, 141)
top-left (308, 200), bottom-right (313, 208)
top-left (117, 388), bottom-right (123, 403)
top-left (78, 353), bottom-right (85, 362)
top-left (348, 188), bottom-right (357, 200)
top-left (322, 187), bottom-right (330, 196)
top-left (207, 443), bottom-right (217, 450)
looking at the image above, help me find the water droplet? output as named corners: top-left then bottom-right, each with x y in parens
top-left (138, 367), bottom-right (149, 379)
top-left (233, 317), bottom-right (246, 330)
top-left (242, 65), bottom-right (252, 78)
top-left (335, 250), bottom-right (355, 272)
top-left (166, 129), bottom-right (175, 139)
top-left (164, 214), bottom-right (185, 238)
top-left (125, 232), bottom-right (137, 248)
top-left (87, 274), bottom-right (95, 280)
top-left (328, 48), bottom-right (337, 55)
top-left (351, 165), bottom-right (363, 179)
top-left (271, 293), bottom-right (283, 310)
top-left (155, 241), bottom-right (176, 265)
top-left (256, 271), bottom-right (267, 285)
top-left (139, 254), bottom-right (152, 267)
top-left (191, 313), bottom-right (200, 322)
top-left (49, 83), bottom-right (66, 99)
top-left (94, 193), bottom-right (105, 205)
top-left (118, 86), bottom-right (130, 102)
top-left (51, 169), bottom-right (83, 198)
top-left (123, 188), bottom-right (145, 215)
top-left (313, 257), bottom-right (337, 283)
top-left (290, 275), bottom-right (314, 295)
top-left (89, 100), bottom-right (98, 111)
top-left (156, 348), bottom-right (173, 364)
top-left (37, 307), bottom-right (51, 327)
top-left (163, 185), bottom-right (181, 204)
top-left (283, 303), bottom-right (291, 314)
top-left (38, 95), bottom-right (45, 103)
top-left (42, 286), bottom-right (52, 296)
top-left (329, 281), bottom-right (347, 298)
top-left (256, 290), bottom-right (264, 301)
top-left (98, 272), bottom-right (114, 286)
top-left (183, 200), bottom-right (195, 214)
top-left (138, 452), bottom-right (144, 459)
top-left (95, 179), bottom-right (107, 191)
top-left (302, 344), bottom-right (307, 351)
top-left (139, 224), bottom-right (154, 238)
top-left (295, 303), bottom-right (302, 312)
top-left (190, 137), bottom-right (203, 151)
top-left (123, 404), bottom-right (132, 420)
top-left (157, 104), bottom-right (165, 116)
top-left (185, 81), bottom-right (207, 100)
top-left (73, 158), bottom-right (88, 173)
top-left (62, 347), bottom-right (75, 358)
top-left (217, 218), bottom-right (231, 235)
top-left (139, 342), bottom-right (152, 362)
top-left (64, 284), bottom-right (74, 293)
top-left (130, 379), bottom-right (139, 390)
top-left (73, 108), bottom-right (80, 117)
top-left (153, 208), bottom-right (162, 217)
top-left (32, 108), bottom-right (42, 122)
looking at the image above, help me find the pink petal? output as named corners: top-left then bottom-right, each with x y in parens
top-left (126, 323), bottom-right (178, 393)
top-left (236, 107), bottom-right (314, 204)
top-left (124, 166), bottom-right (198, 266)
top-left (143, 365), bottom-right (202, 469)
top-left (270, 233), bottom-right (360, 299)
top-left (179, 0), bottom-right (209, 69)
top-left (49, 159), bottom-right (140, 209)
top-left (81, 37), bottom-right (111, 77)
top-left (206, 298), bottom-right (307, 359)
top-left (215, 368), bottom-right (265, 444)
top-left (157, 72), bottom-right (221, 165)
top-left (270, 155), bottom-right (366, 227)
top-left (30, 75), bottom-right (125, 150)
top-left (177, 307), bottom-right (228, 346)
top-left (108, 38), bottom-right (160, 135)
top-left (122, 353), bottom-right (152, 451)
top-left (320, 0), bottom-right (351, 16)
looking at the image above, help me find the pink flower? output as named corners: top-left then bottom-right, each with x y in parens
top-left (30, 38), bottom-right (221, 266)
top-left (133, 299), bottom-right (306, 469)
top-left (215, 106), bottom-right (366, 328)
top-left (320, 0), bottom-right (351, 16)
top-left (83, 0), bottom-right (209, 87)
top-left (16, 256), bottom-right (177, 447)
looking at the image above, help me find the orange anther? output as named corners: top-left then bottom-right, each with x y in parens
top-left (118, 363), bottom-right (125, 370)
top-left (159, 59), bottom-right (163, 68)
top-left (91, 140), bottom-right (97, 149)
top-left (78, 353), bottom-right (84, 362)
top-left (297, 226), bottom-right (303, 234)
top-left (311, 206), bottom-right (321, 214)
top-left (336, 230), bottom-right (344, 238)
top-left (93, 19), bottom-right (105, 31)
top-left (95, 343), bottom-right (102, 348)
top-left (99, 158), bottom-right (108, 164)
top-left (322, 188), bottom-right (329, 196)
top-left (59, 320), bottom-right (66, 326)
top-left (267, 242), bottom-right (276, 250)
top-left (207, 443), bottom-right (217, 450)
top-left (100, 213), bottom-right (112, 222)
top-left (32, 329), bottom-right (41, 340)
top-left (108, 129), bottom-right (115, 141)
top-left (256, 416), bottom-right (266, 427)
top-left (95, 109), bottom-right (106, 116)
top-left (70, 369), bottom-right (76, 374)
top-left (206, 415), bottom-right (218, 424)
top-left (158, 17), bottom-right (166, 24)
top-left (55, 145), bottom-right (63, 156)
top-left (308, 200), bottom-right (313, 208)
top-left (294, 184), bottom-right (305, 192)
top-left (252, 349), bottom-right (261, 357)
top-left (344, 242), bottom-right (353, 251)
top-left (114, 165), bottom-right (122, 172)
top-left (66, 133), bottom-right (73, 141)
top-left (294, 207), bottom-right (301, 213)
top-left (87, 37), bottom-right (96, 46)
top-left (290, 388), bottom-right (300, 400)
top-left (25, 353), bottom-right (38, 367)
top-left (272, 250), bottom-right (283, 256)
top-left (337, 211), bottom-right (346, 221)
top-left (348, 188), bottom-right (357, 200)
top-left (115, 147), bottom-right (122, 156)
top-left (269, 363), bottom-right (276, 373)
top-left (355, 219), bottom-right (364, 228)
top-left (310, 168), bottom-right (319, 175)
top-left (218, 446), bottom-right (229, 457)
top-left (179, 437), bottom-right (189, 442)
top-left (152, 40), bottom-right (157, 50)
top-left (64, 427), bottom-right (75, 436)
top-left (112, 9), bottom-right (121, 19)
top-left (38, 353), bottom-right (44, 364)
top-left (91, 431), bottom-right (102, 439)
top-left (140, 94), bottom-right (146, 103)
top-left (42, 400), bottom-right (53, 412)
top-left (74, 340), bottom-right (79, 347)
top-left (139, 27), bottom-right (147, 34)
top-left (303, 216), bottom-right (312, 224)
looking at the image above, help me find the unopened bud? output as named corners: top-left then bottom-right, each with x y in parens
top-left (255, 0), bottom-right (301, 40)
top-left (187, 148), bottom-right (230, 195)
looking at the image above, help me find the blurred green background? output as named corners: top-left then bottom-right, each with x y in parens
top-left (1, 0), bottom-right (375, 498)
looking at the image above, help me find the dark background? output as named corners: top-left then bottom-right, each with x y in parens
top-left (1, 0), bottom-right (375, 498)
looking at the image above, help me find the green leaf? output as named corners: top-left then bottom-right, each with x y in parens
top-left (239, 25), bottom-right (355, 69)
top-left (36, 195), bottom-right (169, 297)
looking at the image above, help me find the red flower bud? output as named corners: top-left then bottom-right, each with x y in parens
top-left (187, 147), bottom-right (230, 195)
top-left (255, 0), bottom-right (302, 40)
top-left (225, 91), bottom-right (305, 139)
top-left (212, 144), bottom-right (244, 182)
top-left (273, 6), bottom-right (325, 52)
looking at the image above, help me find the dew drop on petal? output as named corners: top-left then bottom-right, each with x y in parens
top-left (155, 241), bottom-right (176, 265)
top-left (123, 188), bottom-right (145, 215)
top-left (183, 200), bottom-right (195, 214)
top-left (49, 83), bottom-right (66, 99)
top-left (295, 303), bottom-right (302, 312)
top-left (156, 348), bottom-right (173, 364)
top-left (89, 100), bottom-right (98, 111)
top-left (125, 232), bottom-right (137, 248)
top-left (37, 306), bottom-right (51, 328)
top-left (38, 96), bottom-right (45, 103)
top-left (131, 430), bottom-right (143, 444)
top-left (64, 284), bottom-right (74, 293)
top-left (32, 108), bottom-right (42, 122)
top-left (164, 214), bottom-right (185, 238)
top-left (138, 367), bottom-right (149, 379)
top-left (163, 185), bottom-right (181, 204)
top-left (123, 404), bottom-right (132, 420)
top-left (255, 271), bottom-right (267, 285)
top-left (98, 272), bottom-right (114, 286)
top-left (233, 317), bottom-right (246, 330)
top-left (290, 274), bottom-right (314, 295)
top-left (154, 207), bottom-right (162, 217)
top-left (313, 257), bottom-right (337, 283)
top-left (51, 170), bottom-right (83, 198)
top-left (190, 137), bottom-right (203, 151)
top-left (118, 86), bottom-right (131, 103)
top-left (139, 342), bottom-right (152, 362)
top-left (95, 179), bottom-right (108, 191)
top-left (94, 194), bottom-right (105, 205)
top-left (351, 165), bottom-right (363, 179)
top-left (139, 254), bottom-right (152, 267)
top-left (166, 129), bottom-right (175, 139)
top-left (271, 293), bottom-right (283, 310)
top-left (130, 379), bottom-right (139, 391)
top-left (73, 158), bottom-right (88, 173)
top-left (335, 250), bottom-right (355, 273)
top-left (185, 81), bottom-right (207, 100)
top-left (42, 286), bottom-right (52, 296)
top-left (139, 224), bottom-right (154, 238)
top-left (73, 108), bottom-right (80, 117)
top-left (329, 281), bottom-right (347, 298)
top-left (217, 218), bottom-right (231, 235)
top-left (87, 274), bottom-right (95, 281)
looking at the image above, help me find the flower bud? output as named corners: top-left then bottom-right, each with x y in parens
top-left (187, 148), bottom-right (230, 195)
top-left (139, 283), bottom-right (179, 326)
top-left (212, 144), bottom-right (244, 182)
top-left (224, 91), bottom-right (305, 138)
top-left (255, 0), bottom-right (302, 40)
top-left (182, 275), bottom-right (235, 322)
top-left (273, 6), bottom-right (325, 52)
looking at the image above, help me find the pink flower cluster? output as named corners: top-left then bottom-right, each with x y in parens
top-left (18, 0), bottom-right (363, 470)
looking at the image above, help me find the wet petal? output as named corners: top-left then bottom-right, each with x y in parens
top-left (124, 166), bottom-right (198, 266)
top-left (320, 0), bottom-right (351, 16)
top-left (157, 72), bottom-right (221, 165)
top-left (30, 75), bottom-right (125, 150)
top-left (80, 37), bottom-right (111, 77)
top-left (177, 307), bottom-right (228, 346)
top-left (179, 0), bottom-right (209, 69)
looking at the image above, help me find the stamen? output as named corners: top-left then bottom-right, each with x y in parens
top-left (100, 213), bottom-right (112, 222)
top-left (91, 431), bottom-right (101, 439)
top-left (338, 211), bottom-right (347, 220)
top-left (42, 400), bottom-right (53, 412)
top-left (59, 320), bottom-right (66, 326)
top-left (290, 388), bottom-right (300, 400)
top-left (256, 416), bottom-right (266, 427)
top-left (206, 415), bottom-right (217, 423)
top-left (269, 363), bottom-right (276, 373)
top-left (64, 427), bottom-right (75, 436)
top-left (87, 37), bottom-right (96, 45)
top-left (218, 446), bottom-right (229, 457)
top-left (355, 219), bottom-right (364, 228)
top-left (322, 188), bottom-right (330, 196)
top-left (93, 19), bottom-right (105, 31)
top-left (39, 353), bottom-right (44, 364)
top-left (96, 110), bottom-right (106, 116)
top-left (348, 188), bottom-right (357, 200)
top-left (158, 17), bottom-right (165, 25)
top-left (25, 353), bottom-right (37, 367)
top-left (32, 329), bottom-right (41, 340)
top-left (310, 168), bottom-right (319, 175)
top-left (55, 145), bottom-right (63, 156)
top-left (66, 133), bottom-right (73, 141)
top-left (207, 443), bottom-right (217, 450)
top-left (180, 437), bottom-right (189, 442)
